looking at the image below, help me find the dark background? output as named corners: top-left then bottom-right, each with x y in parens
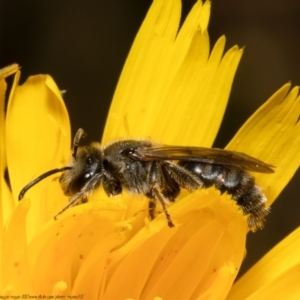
top-left (1, 0), bottom-right (299, 278)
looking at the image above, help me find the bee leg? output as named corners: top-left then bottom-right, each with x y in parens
top-left (146, 161), bottom-right (175, 227)
top-left (151, 188), bottom-right (174, 228)
top-left (148, 199), bottom-right (156, 220)
top-left (54, 192), bottom-right (84, 219)
top-left (162, 161), bottom-right (203, 191)
top-left (54, 174), bottom-right (101, 219)
top-left (79, 196), bottom-right (88, 204)
top-left (71, 196), bottom-right (88, 206)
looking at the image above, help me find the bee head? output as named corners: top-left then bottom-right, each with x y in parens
top-left (59, 143), bottom-right (102, 196)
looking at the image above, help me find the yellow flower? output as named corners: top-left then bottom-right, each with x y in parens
top-left (1, 1), bottom-right (299, 299)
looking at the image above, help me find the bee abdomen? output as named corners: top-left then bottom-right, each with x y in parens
top-left (179, 162), bottom-right (269, 231)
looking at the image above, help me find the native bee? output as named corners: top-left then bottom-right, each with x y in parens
top-left (19, 128), bottom-right (274, 231)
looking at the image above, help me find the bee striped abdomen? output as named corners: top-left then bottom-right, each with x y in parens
top-left (178, 162), bottom-right (269, 231)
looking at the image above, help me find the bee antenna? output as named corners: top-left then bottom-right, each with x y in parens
top-left (18, 167), bottom-right (72, 201)
top-left (73, 128), bottom-right (87, 158)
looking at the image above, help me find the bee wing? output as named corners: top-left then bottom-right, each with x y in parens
top-left (134, 146), bottom-right (275, 173)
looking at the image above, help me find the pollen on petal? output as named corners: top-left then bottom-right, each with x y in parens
top-left (52, 280), bottom-right (67, 295)
top-left (100, 189), bottom-right (246, 300)
top-left (0, 285), bottom-right (14, 296)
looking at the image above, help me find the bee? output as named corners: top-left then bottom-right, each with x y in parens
top-left (19, 128), bottom-right (274, 231)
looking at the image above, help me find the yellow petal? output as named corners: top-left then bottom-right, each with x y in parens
top-left (156, 37), bottom-right (242, 146)
top-left (26, 200), bottom-right (126, 294)
top-left (244, 263), bottom-right (300, 300)
top-left (0, 65), bottom-right (19, 194)
top-left (52, 280), bottom-right (67, 295)
top-left (0, 285), bottom-right (14, 296)
top-left (227, 226), bottom-right (300, 299)
top-left (6, 71), bottom-right (71, 238)
top-left (103, 0), bottom-right (181, 142)
top-left (1, 199), bottom-right (32, 293)
top-left (0, 64), bottom-right (19, 80)
top-left (71, 236), bottom-right (124, 297)
top-left (227, 84), bottom-right (300, 205)
top-left (0, 65), bottom-right (19, 262)
top-left (102, 190), bottom-right (246, 299)
top-left (103, 0), bottom-right (243, 147)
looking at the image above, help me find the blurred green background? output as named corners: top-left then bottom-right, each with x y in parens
top-left (1, 0), bottom-right (299, 278)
